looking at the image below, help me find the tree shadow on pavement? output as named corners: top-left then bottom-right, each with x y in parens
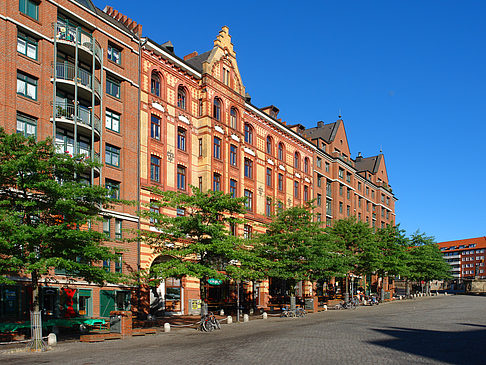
top-left (367, 324), bottom-right (486, 365)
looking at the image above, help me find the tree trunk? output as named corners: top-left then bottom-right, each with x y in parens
top-left (200, 277), bottom-right (207, 317)
top-left (32, 270), bottom-right (40, 312)
top-left (406, 278), bottom-right (411, 298)
top-left (380, 276), bottom-right (385, 303)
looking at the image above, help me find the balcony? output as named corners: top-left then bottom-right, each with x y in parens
top-left (55, 22), bottom-right (102, 68)
top-left (52, 100), bottom-right (100, 140)
top-left (52, 62), bottom-right (101, 103)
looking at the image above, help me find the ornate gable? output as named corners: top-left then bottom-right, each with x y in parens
top-left (202, 26), bottom-right (245, 97)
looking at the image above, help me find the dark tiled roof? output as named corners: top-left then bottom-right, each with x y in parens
top-left (304, 121), bottom-right (341, 143)
top-left (355, 154), bottom-right (383, 173)
top-left (185, 50), bottom-right (212, 73)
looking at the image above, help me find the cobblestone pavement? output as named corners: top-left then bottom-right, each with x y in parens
top-left (2, 295), bottom-right (486, 365)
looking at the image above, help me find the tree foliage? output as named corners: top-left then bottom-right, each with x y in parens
top-left (374, 224), bottom-right (410, 278)
top-left (140, 186), bottom-right (260, 298)
top-left (407, 231), bottom-right (451, 281)
top-left (256, 204), bottom-right (346, 288)
top-left (0, 129), bottom-right (122, 310)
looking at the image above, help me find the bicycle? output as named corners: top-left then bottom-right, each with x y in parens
top-left (199, 312), bottom-right (221, 332)
top-left (295, 307), bottom-right (307, 317)
top-left (280, 306), bottom-right (296, 318)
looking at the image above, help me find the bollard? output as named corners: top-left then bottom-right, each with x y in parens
top-left (220, 309), bottom-right (224, 316)
top-left (444, 292), bottom-right (447, 296)
top-left (324, 305), bottom-right (328, 311)
top-left (164, 323), bottom-right (170, 332)
top-left (243, 314), bottom-right (249, 323)
top-left (47, 333), bottom-right (57, 346)
top-left (399, 296), bottom-right (402, 300)
top-left (262, 312), bottom-right (267, 320)
top-left (227, 315), bottom-right (233, 324)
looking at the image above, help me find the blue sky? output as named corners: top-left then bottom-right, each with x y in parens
top-left (92, 0), bottom-right (486, 242)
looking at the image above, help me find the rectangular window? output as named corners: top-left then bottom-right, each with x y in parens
top-left (326, 181), bottom-right (332, 197)
top-left (198, 99), bottom-right (203, 117)
top-left (339, 184), bottom-right (343, 196)
top-left (17, 71), bottom-right (37, 100)
top-left (381, 194), bottom-right (385, 203)
top-left (339, 202), bottom-right (343, 214)
top-left (338, 168), bottom-right (344, 179)
top-left (317, 193), bottom-right (322, 206)
top-left (106, 179), bottom-right (120, 199)
top-left (106, 110), bottom-right (120, 133)
top-left (149, 203), bottom-right (159, 224)
top-left (230, 179), bottom-right (237, 198)
top-left (266, 198), bottom-right (272, 217)
top-left (346, 172), bottom-right (351, 183)
top-left (317, 175), bottom-right (322, 187)
top-left (266, 168), bottom-right (272, 187)
top-left (105, 144), bottom-right (120, 167)
top-left (358, 182), bottom-right (362, 191)
top-left (150, 155), bottom-right (160, 182)
top-left (213, 137), bottom-right (221, 159)
top-left (278, 173), bottom-right (284, 191)
top-left (198, 176), bottom-right (203, 191)
top-left (294, 181), bottom-right (299, 198)
top-left (326, 200), bottom-right (332, 216)
top-left (316, 213), bottom-right (321, 222)
top-left (177, 165), bottom-right (186, 190)
top-left (244, 189), bottom-right (253, 212)
top-left (115, 219), bottom-right (122, 240)
top-left (230, 145), bottom-right (237, 166)
top-left (103, 218), bottom-right (110, 237)
top-left (17, 31), bottom-right (37, 60)
top-left (108, 44), bottom-right (121, 65)
top-left (230, 222), bottom-right (237, 236)
top-left (243, 224), bottom-right (252, 239)
top-left (372, 190), bottom-right (375, 198)
top-left (151, 115), bottom-right (160, 140)
top-left (103, 259), bottom-right (111, 272)
top-left (178, 128), bottom-right (186, 151)
top-left (347, 188), bottom-right (350, 199)
top-left (115, 254), bottom-right (122, 273)
top-left (213, 173), bottom-right (221, 191)
top-left (325, 162), bottom-right (330, 173)
top-left (244, 158), bottom-right (253, 179)
top-left (317, 157), bottom-right (322, 168)
top-left (16, 113), bottom-right (37, 138)
top-left (366, 187), bottom-right (369, 195)
top-left (19, 0), bottom-right (38, 20)
top-left (106, 77), bottom-right (121, 98)
top-left (304, 186), bottom-right (309, 201)
top-left (358, 197), bottom-right (362, 208)
top-left (358, 213), bottom-right (361, 221)
top-left (347, 205), bottom-right (350, 217)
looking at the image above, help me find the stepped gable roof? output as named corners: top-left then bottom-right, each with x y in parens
top-left (304, 120), bottom-right (341, 143)
top-left (355, 154), bottom-right (383, 174)
top-left (185, 50), bottom-right (212, 73)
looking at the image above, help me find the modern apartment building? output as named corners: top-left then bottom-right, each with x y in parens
top-left (0, 0), bottom-right (141, 320)
top-left (0, 0), bottom-right (397, 319)
top-left (438, 237), bottom-right (486, 279)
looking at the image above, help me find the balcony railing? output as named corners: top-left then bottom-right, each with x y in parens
top-left (53, 62), bottom-right (102, 97)
top-left (55, 22), bottom-right (102, 62)
top-left (53, 100), bottom-right (101, 133)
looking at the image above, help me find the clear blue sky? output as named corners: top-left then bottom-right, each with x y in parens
top-left (92, 0), bottom-right (486, 243)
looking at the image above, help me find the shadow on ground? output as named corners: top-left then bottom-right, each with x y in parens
top-left (368, 324), bottom-right (486, 364)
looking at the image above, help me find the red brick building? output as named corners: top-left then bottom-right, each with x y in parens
top-left (438, 237), bottom-right (486, 279)
top-left (0, 0), bottom-right (141, 320)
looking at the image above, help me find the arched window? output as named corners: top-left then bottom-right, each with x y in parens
top-left (177, 86), bottom-right (186, 110)
top-left (213, 98), bottom-right (221, 121)
top-left (230, 107), bottom-right (238, 129)
top-left (304, 157), bottom-right (309, 174)
top-left (294, 152), bottom-right (300, 169)
top-left (266, 136), bottom-right (273, 155)
top-left (278, 143), bottom-right (284, 161)
top-left (244, 123), bottom-right (253, 144)
top-left (151, 70), bottom-right (160, 97)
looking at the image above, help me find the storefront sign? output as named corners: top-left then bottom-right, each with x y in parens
top-left (207, 278), bottom-right (222, 285)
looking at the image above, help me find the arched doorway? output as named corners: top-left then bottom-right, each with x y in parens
top-left (149, 255), bottom-right (183, 316)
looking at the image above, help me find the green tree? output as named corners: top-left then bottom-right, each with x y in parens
top-left (374, 224), bottom-right (410, 299)
top-left (256, 204), bottom-right (345, 297)
top-left (326, 217), bottom-right (379, 300)
top-left (0, 129), bottom-right (122, 315)
top-left (407, 231), bottom-right (451, 294)
top-left (140, 186), bottom-right (254, 303)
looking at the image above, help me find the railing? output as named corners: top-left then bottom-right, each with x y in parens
top-left (53, 100), bottom-right (101, 133)
top-left (55, 22), bottom-right (102, 62)
top-left (53, 62), bottom-right (101, 98)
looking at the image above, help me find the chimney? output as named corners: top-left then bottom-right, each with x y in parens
top-left (161, 41), bottom-right (174, 53)
top-left (356, 152), bottom-right (363, 162)
top-left (184, 51), bottom-right (198, 61)
top-left (317, 121), bottom-right (324, 128)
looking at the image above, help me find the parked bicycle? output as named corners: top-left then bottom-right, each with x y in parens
top-left (295, 307), bottom-right (307, 317)
top-left (335, 298), bottom-right (358, 310)
top-left (199, 312), bottom-right (221, 332)
top-left (281, 305), bottom-right (296, 318)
